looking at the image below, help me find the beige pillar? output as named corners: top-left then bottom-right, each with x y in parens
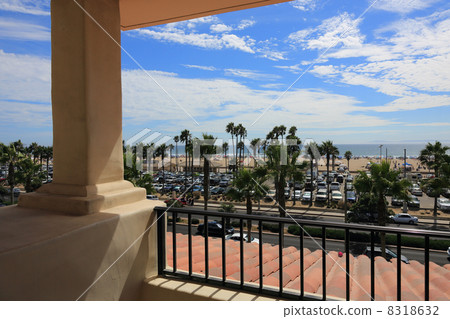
top-left (19, 0), bottom-right (145, 214)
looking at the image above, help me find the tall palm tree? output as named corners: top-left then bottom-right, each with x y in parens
top-left (235, 124), bottom-right (246, 169)
top-left (225, 122), bottom-right (235, 171)
top-left (227, 168), bottom-right (268, 242)
top-left (222, 142), bottom-right (229, 172)
top-left (168, 144), bottom-right (174, 172)
top-left (344, 151), bottom-right (353, 170)
top-left (264, 144), bottom-right (307, 217)
top-left (155, 144), bottom-right (168, 191)
top-left (419, 141), bottom-right (450, 217)
top-left (180, 130), bottom-right (190, 187)
top-left (0, 143), bottom-right (24, 204)
top-left (199, 133), bottom-right (217, 210)
top-left (26, 142), bottom-right (39, 163)
top-left (278, 125), bottom-right (287, 143)
top-left (354, 161), bottom-right (410, 257)
top-left (250, 138), bottom-right (260, 167)
top-left (319, 140), bottom-right (335, 206)
top-left (174, 135), bottom-right (180, 172)
top-left (331, 145), bottom-right (339, 170)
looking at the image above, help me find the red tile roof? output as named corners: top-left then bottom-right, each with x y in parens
top-left (166, 232), bottom-right (450, 301)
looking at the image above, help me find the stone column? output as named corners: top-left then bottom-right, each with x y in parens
top-left (19, 0), bottom-right (145, 214)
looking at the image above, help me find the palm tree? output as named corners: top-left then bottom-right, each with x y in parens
top-left (319, 140), bottom-right (335, 206)
top-left (419, 141), bottom-right (450, 217)
top-left (16, 158), bottom-right (46, 193)
top-left (344, 151), bottom-right (353, 170)
top-left (250, 138), bottom-right (260, 167)
top-left (354, 161), bottom-right (410, 257)
top-left (264, 144), bottom-right (307, 217)
top-left (225, 122), bottom-right (235, 171)
top-left (278, 125), bottom-right (287, 143)
top-left (199, 133), bottom-right (217, 210)
top-left (180, 130), bottom-right (191, 187)
top-left (173, 136), bottom-right (180, 172)
top-left (0, 142), bottom-right (24, 204)
top-left (123, 152), bottom-right (155, 195)
top-left (227, 168), bottom-right (268, 242)
top-left (235, 124), bottom-right (246, 169)
top-left (222, 142), bottom-right (229, 172)
top-left (168, 144), bottom-right (174, 172)
top-left (331, 145), bottom-right (339, 170)
top-left (155, 143), bottom-right (168, 191)
top-left (307, 142), bottom-right (318, 206)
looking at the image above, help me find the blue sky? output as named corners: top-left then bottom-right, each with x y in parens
top-left (1, 0), bottom-right (450, 146)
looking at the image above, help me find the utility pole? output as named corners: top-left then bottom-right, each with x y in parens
top-left (402, 148), bottom-right (408, 213)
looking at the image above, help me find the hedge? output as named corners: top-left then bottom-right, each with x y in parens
top-left (287, 225), bottom-right (449, 251)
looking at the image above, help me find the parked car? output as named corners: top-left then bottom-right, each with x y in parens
top-left (317, 181), bottom-right (327, 190)
top-left (345, 183), bottom-right (354, 191)
top-left (363, 246), bottom-right (410, 264)
top-left (291, 190), bottom-right (301, 200)
top-left (447, 246), bottom-right (450, 258)
top-left (346, 191), bottom-right (356, 203)
top-left (197, 221), bottom-right (234, 237)
top-left (389, 213), bottom-right (418, 225)
top-left (336, 175), bottom-right (344, 183)
top-left (391, 197), bottom-right (404, 206)
top-left (437, 198), bottom-right (450, 211)
top-left (301, 191), bottom-right (312, 202)
top-left (264, 190), bottom-right (276, 202)
top-left (330, 182), bottom-right (340, 191)
top-left (226, 233), bottom-right (259, 244)
top-left (407, 195), bottom-right (420, 208)
top-left (315, 189), bottom-right (327, 202)
top-left (410, 187), bottom-right (423, 196)
top-left (331, 190), bottom-right (342, 202)
top-left (146, 195), bottom-right (159, 200)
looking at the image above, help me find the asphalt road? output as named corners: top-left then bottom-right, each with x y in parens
top-left (168, 223), bottom-right (450, 266)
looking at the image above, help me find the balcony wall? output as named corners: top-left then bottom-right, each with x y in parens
top-left (0, 200), bottom-right (160, 301)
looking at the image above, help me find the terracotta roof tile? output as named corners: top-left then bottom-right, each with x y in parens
top-left (165, 232), bottom-right (449, 301)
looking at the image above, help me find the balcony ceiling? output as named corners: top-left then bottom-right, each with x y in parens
top-left (119, 0), bottom-right (291, 30)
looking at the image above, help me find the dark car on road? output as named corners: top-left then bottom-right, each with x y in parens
top-left (364, 246), bottom-right (409, 264)
top-left (197, 221), bottom-right (234, 237)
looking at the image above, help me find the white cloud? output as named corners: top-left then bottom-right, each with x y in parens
top-left (135, 27), bottom-right (255, 54)
top-left (291, 0), bottom-right (317, 11)
top-left (372, 0), bottom-right (439, 14)
top-left (210, 23), bottom-right (232, 33)
top-left (236, 19), bottom-right (256, 30)
top-left (0, 18), bottom-right (50, 41)
top-left (224, 69), bottom-right (280, 80)
top-left (0, 50), bottom-right (50, 103)
top-left (183, 64), bottom-right (217, 71)
top-left (274, 64), bottom-right (302, 74)
top-left (288, 13), bottom-right (364, 51)
top-left (404, 122), bottom-right (450, 126)
top-left (0, 0), bottom-right (49, 16)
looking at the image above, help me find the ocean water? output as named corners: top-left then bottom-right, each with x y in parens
top-left (334, 144), bottom-right (430, 158)
top-left (171, 143), bottom-right (437, 158)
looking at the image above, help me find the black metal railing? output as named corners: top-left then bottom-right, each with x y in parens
top-left (155, 206), bottom-right (450, 301)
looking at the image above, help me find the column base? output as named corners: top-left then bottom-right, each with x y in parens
top-left (18, 180), bottom-right (146, 215)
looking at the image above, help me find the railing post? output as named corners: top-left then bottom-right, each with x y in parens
top-left (397, 233), bottom-right (402, 301)
top-left (157, 208), bottom-right (166, 275)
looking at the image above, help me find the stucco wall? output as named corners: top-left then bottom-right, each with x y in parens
top-left (0, 200), bottom-right (160, 300)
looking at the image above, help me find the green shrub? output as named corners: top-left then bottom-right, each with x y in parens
top-left (231, 220), bottom-right (247, 228)
top-left (261, 223), bottom-right (280, 233)
top-left (192, 218), bottom-right (199, 225)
